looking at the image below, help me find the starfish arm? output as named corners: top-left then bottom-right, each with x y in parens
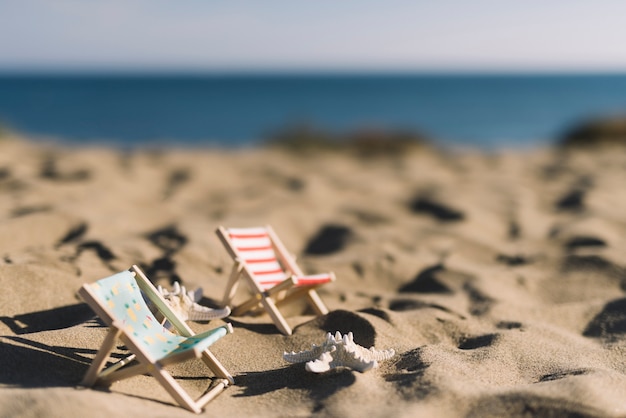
top-left (283, 344), bottom-right (325, 363)
top-left (330, 343), bottom-right (377, 372)
top-left (355, 346), bottom-right (395, 362)
top-left (305, 352), bottom-right (333, 373)
top-left (336, 356), bottom-right (377, 372)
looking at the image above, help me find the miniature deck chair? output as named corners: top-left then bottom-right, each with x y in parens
top-left (216, 226), bottom-right (336, 335)
top-left (78, 265), bottom-right (234, 414)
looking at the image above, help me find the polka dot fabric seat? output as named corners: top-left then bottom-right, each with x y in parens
top-left (89, 271), bottom-right (227, 362)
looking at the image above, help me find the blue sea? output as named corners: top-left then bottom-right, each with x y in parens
top-left (1, 73), bottom-right (626, 149)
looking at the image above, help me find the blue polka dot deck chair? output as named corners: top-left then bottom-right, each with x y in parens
top-left (78, 265), bottom-right (234, 413)
top-left (216, 225), bottom-right (336, 335)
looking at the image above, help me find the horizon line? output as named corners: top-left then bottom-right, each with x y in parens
top-left (2, 66), bottom-right (626, 77)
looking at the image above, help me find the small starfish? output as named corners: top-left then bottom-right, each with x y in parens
top-left (158, 282), bottom-right (231, 321)
top-left (283, 331), bottom-right (395, 373)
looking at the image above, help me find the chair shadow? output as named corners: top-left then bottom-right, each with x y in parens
top-left (0, 334), bottom-right (223, 411)
top-left (226, 318), bottom-right (284, 335)
top-left (0, 303), bottom-right (96, 335)
top-left (197, 296), bottom-right (229, 310)
top-left (0, 335), bottom-right (102, 387)
top-left (235, 364), bottom-right (356, 405)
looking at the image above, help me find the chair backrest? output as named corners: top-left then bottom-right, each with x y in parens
top-left (223, 227), bottom-right (289, 290)
top-left (87, 270), bottom-right (184, 361)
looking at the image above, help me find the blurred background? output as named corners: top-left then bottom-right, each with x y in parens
top-left (1, 0), bottom-right (626, 149)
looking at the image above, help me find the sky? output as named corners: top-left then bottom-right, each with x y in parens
top-left (1, 0), bottom-right (626, 73)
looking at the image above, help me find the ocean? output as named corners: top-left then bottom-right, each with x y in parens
top-left (1, 73), bottom-right (626, 149)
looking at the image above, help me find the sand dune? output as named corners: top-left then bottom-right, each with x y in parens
top-left (1, 135), bottom-right (626, 417)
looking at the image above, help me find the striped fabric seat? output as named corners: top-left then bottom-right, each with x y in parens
top-left (217, 225), bottom-right (336, 335)
top-left (227, 227), bottom-right (333, 291)
top-left (227, 227), bottom-right (288, 289)
top-left (293, 273), bottom-right (335, 287)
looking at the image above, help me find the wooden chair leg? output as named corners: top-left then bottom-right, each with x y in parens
top-left (305, 289), bottom-right (329, 315)
top-left (275, 286), bottom-right (323, 310)
top-left (150, 364), bottom-right (229, 414)
top-left (259, 295), bottom-right (292, 335)
top-left (232, 276), bottom-right (295, 316)
top-left (222, 262), bottom-right (243, 307)
top-left (273, 285), bottom-right (329, 316)
top-left (201, 349), bottom-right (234, 384)
top-left (97, 354), bottom-right (136, 381)
top-left (98, 348), bottom-right (231, 413)
top-left (98, 362), bottom-right (151, 386)
top-left (232, 293), bottom-right (262, 316)
top-left (151, 365), bottom-right (202, 414)
top-left (196, 379), bottom-right (228, 409)
top-left (80, 327), bottom-right (121, 386)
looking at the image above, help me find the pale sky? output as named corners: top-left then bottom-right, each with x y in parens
top-left (1, 0), bottom-right (626, 72)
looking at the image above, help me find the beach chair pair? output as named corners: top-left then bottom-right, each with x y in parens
top-left (79, 226), bottom-right (335, 412)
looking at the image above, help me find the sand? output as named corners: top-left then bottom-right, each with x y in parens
top-left (1, 134), bottom-right (626, 417)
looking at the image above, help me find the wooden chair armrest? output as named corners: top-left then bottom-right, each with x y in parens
top-left (266, 276), bottom-right (298, 296)
top-left (131, 265), bottom-right (195, 337)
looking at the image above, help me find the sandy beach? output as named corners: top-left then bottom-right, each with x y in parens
top-left (1, 133), bottom-right (626, 417)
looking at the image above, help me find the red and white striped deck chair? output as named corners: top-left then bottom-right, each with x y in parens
top-left (216, 225), bottom-right (336, 335)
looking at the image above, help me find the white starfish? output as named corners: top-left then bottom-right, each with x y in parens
top-left (158, 281), bottom-right (231, 321)
top-left (283, 331), bottom-right (395, 373)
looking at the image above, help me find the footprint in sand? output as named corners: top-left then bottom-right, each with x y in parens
top-left (538, 368), bottom-right (591, 382)
top-left (496, 254), bottom-right (533, 266)
top-left (408, 195), bottom-right (465, 222)
top-left (388, 299), bottom-right (465, 319)
top-left (458, 333), bottom-right (499, 350)
top-left (555, 188), bottom-right (586, 212)
top-left (145, 224), bottom-right (188, 254)
top-left (162, 168), bottom-right (191, 200)
top-left (56, 222), bottom-right (89, 247)
top-left (399, 264), bottom-right (454, 294)
top-left (583, 298), bottom-right (626, 340)
top-left (564, 236), bottom-right (607, 251)
top-left (304, 224), bottom-right (354, 255)
top-left (295, 309), bottom-right (376, 348)
top-left (40, 156), bottom-right (90, 182)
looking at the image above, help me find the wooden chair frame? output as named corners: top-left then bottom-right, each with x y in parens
top-left (216, 225), bottom-right (335, 335)
top-left (78, 265), bottom-right (234, 413)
